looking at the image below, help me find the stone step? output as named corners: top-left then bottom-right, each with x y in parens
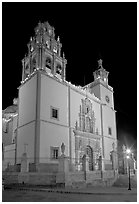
top-left (71, 181), bottom-right (86, 189)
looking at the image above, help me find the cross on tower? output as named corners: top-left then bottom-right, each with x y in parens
top-left (98, 59), bottom-right (103, 68)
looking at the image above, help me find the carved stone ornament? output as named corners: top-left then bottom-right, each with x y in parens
top-left (76, 98), bottom-right (96, 133)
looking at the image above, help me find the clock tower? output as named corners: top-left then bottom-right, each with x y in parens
top-left (89, 59), bottom-right (114, 109)
top-left (88, 59), bottom-right (117, 163)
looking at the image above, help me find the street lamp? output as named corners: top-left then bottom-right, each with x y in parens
top-left (126, 149), bottom-right (131, 190)
top-left (126, 149), bottom-right (131, 154)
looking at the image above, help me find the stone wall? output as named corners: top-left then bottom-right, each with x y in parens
top-left (86, 171), bottom-right (101, 182)
top-left (3, 172), bottom-right (19, 184)
top-left (37, 163), bottom-right (58, 173)
top-left (18, 173), bottom-right (56, 185)
top-left (3, 170), bottom-right (118, 187)
top-left (3, 172), bottom-right (56, 185)
top-left (68, 172), bottom-right (84, 182)
top-left (56, 170), bottom-right (118, 187)
top-left (102, 170), bottom-right (114, 179)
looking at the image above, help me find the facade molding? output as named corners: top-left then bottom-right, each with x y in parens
top-left (41, 119), bottom-right (69, 129)
top-left (17, 120), bottom-right (36, 129)
top-left (68, 86), bottom-right (72, 160)
top-left (34, 71), bottom-right (41, 165)
top-left (73, 129), bottom-right (102, 140)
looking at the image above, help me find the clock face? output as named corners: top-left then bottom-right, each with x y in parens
top-left (105, 95), bottom-right (110, 103)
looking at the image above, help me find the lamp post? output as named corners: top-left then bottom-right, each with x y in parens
top-left (126, 149), bottom-right (131, 190)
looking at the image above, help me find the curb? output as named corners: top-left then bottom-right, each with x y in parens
top-left (4, 186), bottom-right (137, 195)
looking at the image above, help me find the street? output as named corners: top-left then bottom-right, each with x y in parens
top-left (2, 189), bottom-right (137, 202)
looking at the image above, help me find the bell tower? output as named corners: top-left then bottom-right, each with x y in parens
top-left (21, 22), bottom-right (67, 83)
top-left (17, 22), bottom-right (67, 169)
top-left (89, 59), bottom-right (114, 109)
top-left (93, 59), bottom-right (109, 84)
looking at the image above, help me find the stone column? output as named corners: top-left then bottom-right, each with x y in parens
top-left (86, 155), bottom-right (90, 171)
top-left (101, 157), bottom-right (105, 171)
top-left (56, 143), bottom-right (71, 186)
top-left (56, 154), bottom-right (70, 186)
top-left (58, 154), bottom-right (69, 173)
top-left (111, 150), bottom-right (118, 170)
top-left (21, 153), bottom-right (29, 173)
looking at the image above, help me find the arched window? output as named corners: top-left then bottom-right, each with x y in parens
top-left (25, 64), bottom-right (29, 73)
top-left (32, 57), bottom-right (36, 71)
top-left (25, 64), bottom-right (30, 78)
top-left (56, 63), bottom-right (62, 74)
top-left (46, 40), bottom-right (50, 48)
top-left (86, 117), bottom-right (91, 132)
top-left (45, 57), bottom-right (51, 69)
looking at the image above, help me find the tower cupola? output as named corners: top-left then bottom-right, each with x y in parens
top-left (93, 59), bottom-right (109, 84)
top-left (21, 22), bottom-right (67, 83)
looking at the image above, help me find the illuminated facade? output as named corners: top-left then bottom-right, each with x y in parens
top-left (4, 22), bottom-right (118, 172)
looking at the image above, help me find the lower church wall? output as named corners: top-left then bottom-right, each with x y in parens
top-left (3, 170), bottom-right (118, 187)
top-left (56, 170), bottom-right (118, 188)
top-left (86, 171), bottom-right (101, 181)
top-left (3, 172), bottom-right (56, 185)
top-left (39, 121), bottom-right (69, 159)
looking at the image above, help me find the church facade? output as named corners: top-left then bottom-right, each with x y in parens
top-left (8, 22), bottom-right (118, 172)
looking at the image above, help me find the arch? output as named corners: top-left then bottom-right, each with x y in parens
top-left (86, 145), bottom-right (93, 171)
top-left (32, 57), bottom-right (36, 71)
top-left (25, 64), bottom-right (30, 78)
top-left (80, 145), bottom-right (94, 171)
top-left (45, 56), bottom-right (52, 69)
top-left (56, 63), bottom-right (62, 74)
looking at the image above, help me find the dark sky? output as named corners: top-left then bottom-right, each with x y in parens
top-left (2, 2), bottom-right (137, 151)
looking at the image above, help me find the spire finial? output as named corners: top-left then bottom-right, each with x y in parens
top-left (57, 36), bottom-right (60, 42)
top-left (98, 59), bottom-right (103, 68)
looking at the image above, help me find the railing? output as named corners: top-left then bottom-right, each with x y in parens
top-left (2, 156), bottom-right (115, 173)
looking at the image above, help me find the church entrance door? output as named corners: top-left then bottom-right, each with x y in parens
top-left (86, 145), bottom-right (93, 171)
top-left (82, 145), bottom-right (93, 171)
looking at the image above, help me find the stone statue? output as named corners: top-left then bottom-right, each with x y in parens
top-left (112, 142), bottom-right (115, 151)
top-left (122, 144), bottom-right (126, 153)
top-left (61, 142), bottom-right (65, 155)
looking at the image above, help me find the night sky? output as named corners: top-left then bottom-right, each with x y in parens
top-left (2, 3), bottom-right (137, 153)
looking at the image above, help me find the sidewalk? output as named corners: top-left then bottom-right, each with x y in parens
top-left (4, 184), bottom-right (137, 195)
top-left (37, 186), bottom-right (137, 195)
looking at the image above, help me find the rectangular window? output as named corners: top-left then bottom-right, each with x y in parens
top-left (50, 147), bottom-right (59, 159)
top-left (108, 127), bottom-right (112, 135)
top-left (51, 106), bottom-right (59, 120)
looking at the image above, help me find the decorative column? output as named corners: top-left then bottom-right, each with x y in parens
top-left (62, 53), bottom-right (66, 81)
top-left (51, 52), bottom-right (56, 75)
top-left (22, 58), bottom-right (25, 81)
top-left (39, 44), bottom-right (42, 69)
top-left (79, 105), bottom-right (82, 130)
top-left (57, 36), bottom-right (62, 57)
